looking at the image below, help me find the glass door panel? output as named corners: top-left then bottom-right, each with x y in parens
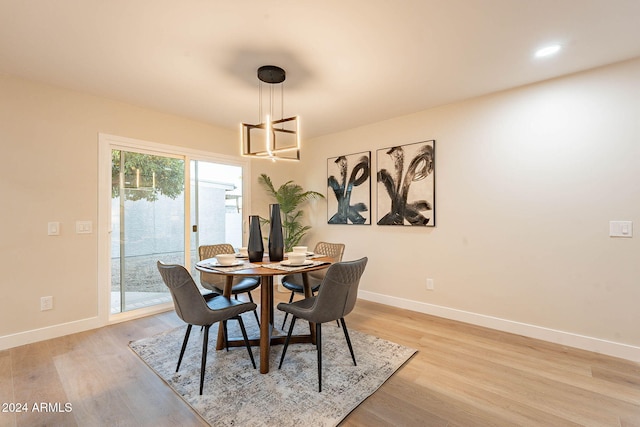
top-left (190, 160), bottom-right (244, 283)
top-left (111, 150), bottom-right (185, 314)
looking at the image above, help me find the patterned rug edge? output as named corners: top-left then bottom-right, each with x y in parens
top-left (127, 340), bottom-right (211, 425)
top-left (129, 319), bottom-right (417, 427)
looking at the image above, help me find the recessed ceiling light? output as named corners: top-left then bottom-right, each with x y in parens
top-left (535, 44), bottom-right (562, 58)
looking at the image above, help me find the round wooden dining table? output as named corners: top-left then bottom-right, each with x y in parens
top-left (195, 255), bottom-right (332, 373)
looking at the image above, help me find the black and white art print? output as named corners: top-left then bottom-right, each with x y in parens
top-left (376, 140), bottom-right (435, 226)
top-left (327, 151), bottom-right (371, 225)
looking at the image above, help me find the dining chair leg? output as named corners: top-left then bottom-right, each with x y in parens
top-left (176, 324), bottom-right (193, 372)
top-left (200, 325), bottom-right (211, 395)
top-left (222, 320), bottom-right (229, 351)
top-left (281, 291), bottom-right (296, 329)
top-left (340, 318), bottom-right (357, 366)
top-left (278, 316), bottom-right (297, 369)
top-left (317, 322), bottom-right (322, 392)
top-left (236, 316), bottom-right (256, 369)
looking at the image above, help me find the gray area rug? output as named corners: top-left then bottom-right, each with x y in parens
top-left (129, 310), bottom-right (416, 426)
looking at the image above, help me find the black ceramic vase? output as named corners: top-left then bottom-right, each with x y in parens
top-left (268, 204), bottom-right (284, 262)
top-left (247, 215), bottom-right (264, 262)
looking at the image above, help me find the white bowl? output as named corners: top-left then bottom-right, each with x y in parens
top-left (287, 253), bottom-right (307, 265)
top-left (292, 246), bottom-right (308, 254)
top-left (216, 254), bottom-right (236, 266)
top-left (238, 247), bottom-right (248, 257)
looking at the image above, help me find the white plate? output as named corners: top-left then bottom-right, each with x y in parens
top-left (281, 260), bottom-right (314, 267)
top-left (209, 260), bottom-right (244, 267)
top-left (285, 252), bottom-right (314, 257)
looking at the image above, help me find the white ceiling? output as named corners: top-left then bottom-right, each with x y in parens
top-left (2, 0), bottom-right (640, 139)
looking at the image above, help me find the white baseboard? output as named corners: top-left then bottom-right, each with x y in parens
top-left (358, 290), bottom-right (640, 363)
top-left (0, 317), bottom-right (102, 351)
top-left (4, 292), bottom-right (638, 363)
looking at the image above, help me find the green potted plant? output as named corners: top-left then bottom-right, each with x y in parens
top-left (258, 173), bottom-right (324, 252)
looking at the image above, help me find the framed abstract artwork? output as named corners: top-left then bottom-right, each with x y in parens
top-left (327, 151), bottom-right (371, 225)
top-left (376, 140), bottom-right (435, 226)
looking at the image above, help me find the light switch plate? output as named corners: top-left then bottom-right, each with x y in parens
top-left (76, 220), bottom-right (93, 234)
top-left (48, 222), bottom-right (60, 236)
top-left (609, 221), bottom-right (633, 238)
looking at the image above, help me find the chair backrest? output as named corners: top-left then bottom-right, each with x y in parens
top-left (157, 261), bottom-right (213, 326)
top-left (198, 244), bottom-right (236, 287)
top-left (308, 257), bottom-right (368, 324)
top-left (199, 243), bottom-right (235, 259)
top-left (309, 242), bottom-right (345, 281)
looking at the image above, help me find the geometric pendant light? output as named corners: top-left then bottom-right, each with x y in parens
top-left (241, 65), bottom-right (300, 161)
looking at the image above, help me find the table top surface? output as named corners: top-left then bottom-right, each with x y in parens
top-left (195, 255), bottom-right (332, 276)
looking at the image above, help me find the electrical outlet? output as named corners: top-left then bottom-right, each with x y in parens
top-left (426, 278), bottom-right (434, 290)
top-left (41, 296), bottom-right (53, 311)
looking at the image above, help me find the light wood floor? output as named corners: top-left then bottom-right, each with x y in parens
top-left (1, 291), bottom-right (639, 427)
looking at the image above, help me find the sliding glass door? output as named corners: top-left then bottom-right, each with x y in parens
top-left (102, 136), bottom-right (248, 317)
top-left (111, 150), bottom-right (185, 314)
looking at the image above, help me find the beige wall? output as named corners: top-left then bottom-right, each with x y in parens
top-left (0, 75), bottom-right (240, 339)
top-left (1, 57), bottom-right (639, 360)
top-left (301, 58), bottom-right (640, 358)
top-left (248, 160), bottom-right (306, 222)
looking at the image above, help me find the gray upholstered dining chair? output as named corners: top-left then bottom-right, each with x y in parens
top-left (277, 257), bottom-right (368, 392)
top-left (280, 241), bottom-right (345, 329)
top-left (198, 244), bottom-right (260, 327)
top-left (157, 261), bottom-right (256, 395)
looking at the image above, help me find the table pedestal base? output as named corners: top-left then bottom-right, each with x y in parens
top-left (210, 266), bottom-right (320, 373)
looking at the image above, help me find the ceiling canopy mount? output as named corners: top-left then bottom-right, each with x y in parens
top-left (257, 65), bottom-right (286, 84)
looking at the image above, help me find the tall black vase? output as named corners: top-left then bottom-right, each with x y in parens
top-left (268, 204), bottom-right (284, 262)
top-left (247, 215), bottom-right (264, 262)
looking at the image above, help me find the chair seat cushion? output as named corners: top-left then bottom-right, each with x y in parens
top-left (277, 296), bottom-right (316, 320)
top-left (281, 274), bottom-right (321, 293)
top-left (205, 296), bottom-right (257, 321)
top-left (206, 276), bottom-right (260, 294)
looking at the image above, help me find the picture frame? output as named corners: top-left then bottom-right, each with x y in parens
top-left (376, 140), bottom-right (435, 226)
top-left (327, 151), bottom-right (371, 225)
